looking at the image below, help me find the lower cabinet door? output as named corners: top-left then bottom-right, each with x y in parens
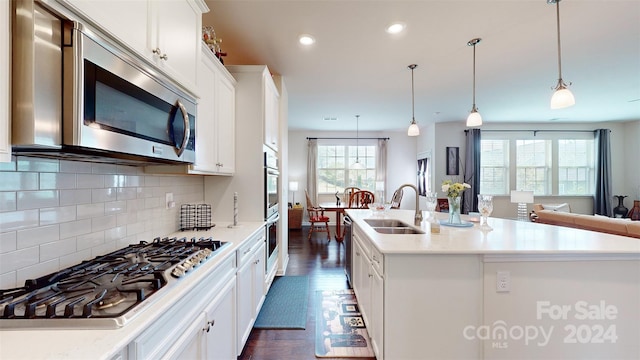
top-left (203, 279), bottom-right (236, 360)
top-left (236, 259), bottom-right (253, 355)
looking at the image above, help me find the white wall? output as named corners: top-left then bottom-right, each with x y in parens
top-left (410, 120), bottom-right (639, 218)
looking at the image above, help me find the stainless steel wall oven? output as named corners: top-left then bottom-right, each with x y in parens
top-left (264, 146), bottom-right (279, 272)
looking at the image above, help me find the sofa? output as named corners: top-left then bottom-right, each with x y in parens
top-left (532, 203), bottom-right (640, 239)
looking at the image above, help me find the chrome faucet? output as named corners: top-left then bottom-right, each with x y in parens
top-left (394, 184), bottom-right (423, 225)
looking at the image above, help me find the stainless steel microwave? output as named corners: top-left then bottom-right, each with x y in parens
top-left (11, 1), bottom-right (196, 164)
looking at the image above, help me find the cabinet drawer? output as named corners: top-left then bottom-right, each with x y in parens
top-left (370, 245), bottom-right (384, 275)
top-left (237, 229), bottom-right (266, 267)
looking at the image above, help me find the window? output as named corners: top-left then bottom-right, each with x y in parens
top-left (558, 139), bottom-right (594, 195)
top-left (479, 133), bottom-right (595, 196)
top-left (317, 145), bottom-right (376, 194)
top-left (480, 139), bottom-right (510, 195)
top-left (516, 139), bottom-right (551, 194)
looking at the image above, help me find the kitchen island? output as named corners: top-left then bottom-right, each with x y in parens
top-left (346, 209), bottom-right (640, 360)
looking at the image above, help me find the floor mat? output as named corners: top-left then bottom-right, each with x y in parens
top-left (315, 289), bottom-right (375, 358)
top-left (254, 275), bottom-right (309, 329)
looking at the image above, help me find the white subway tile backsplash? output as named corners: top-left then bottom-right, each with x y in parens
top-left (17, 258), bottom-right (59, 285)
top-left (0, 157), bottom-right (16, 171)
top-left (17, 157), bottom-right (59, 172)
top-left (91, 163), bottom-right (118, 175)
top-left (76, 203), bottom-right (105, 219)
top-left (0, 271), bottom-right (16, 289)
top-left (92, 187), bottom-right (117, 203)
top-left (0, 246), bottom-right (39, 273)
top-left (59, 219), bottom-right (92, 239)
top-left (77, 231), bottom-right (105, 251)
top-left (117, 187), bottom-right (137, 201)
top-left (59, 189), bottom-right (92, 206)
top-left (105, 226), bottom-right (127, 242)
top-left (59, 248), bottom-right (91, 269)
top-left (91, 240), bottom-right (117, 258)
top-left (76, 173), bottom-right (104, 189)
top-left (40, 172), bottom-right (76, 190)
top-left (40, 238), bottom-right (77, 262)
top-left (0, 232), bottom-right (17, 253)
top-left (0, 172), bottom-right (39, 191)
top-left (17, 190), bottom-right (59, 210)
top-left (0, 192), bottom-right (16, 212)
top-left (0, 158), bottom-right (205, 289)
top-left (92, 215), bottom-right (117, 232)
top-left (0, 209), bottom-right (39, 231)
top-left (17, 225), bottom-right (60, 249)
top-left (105, 200), bottom-right (127, 215)
top-left (59, 159), bottom-right (92, 174)
top-left (40, 205), bottom-right (76, 225)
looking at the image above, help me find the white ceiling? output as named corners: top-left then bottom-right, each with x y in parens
top-left (203, 0), bottom-right (640, 132)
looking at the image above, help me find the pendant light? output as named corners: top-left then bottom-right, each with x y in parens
top-left (351, 115), bottom-right (364, 169)
top-left (407, 64), bottom-right (420, 136)
top-left (548, 0), bottom-right (575, 109)
top-left (466, 38), bottom-right (482, 127)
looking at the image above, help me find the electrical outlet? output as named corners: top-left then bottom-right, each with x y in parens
top-left (496, 271), bottom-right (510, 293)
top-left (165, 192), bottom-right (174, 209)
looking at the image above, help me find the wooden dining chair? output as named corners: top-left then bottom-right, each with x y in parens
top-left (390, 188), bottom-right (403, 209)
top-left (304, 189), bottom-right (331, 241)
top-left (343, 187), bottom-right (360, 204)
top-left (348, 190), bottom-right (375, 208)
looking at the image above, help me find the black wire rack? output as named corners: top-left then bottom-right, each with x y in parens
top-left (180, 204), bottom-right (214, 231)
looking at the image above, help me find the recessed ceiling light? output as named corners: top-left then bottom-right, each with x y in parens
top-left (323, 116), bottom-right (338, 121)
top-left (299, 34), bottom-right (316, 45)
top-left (386, 22), bottom-right (406, 34)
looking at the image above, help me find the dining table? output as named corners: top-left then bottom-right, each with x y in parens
top-left (318, 202), bottom-right (351, 241)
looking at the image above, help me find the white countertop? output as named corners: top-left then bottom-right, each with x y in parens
top-left (0, 222), bottom-right (265, 360)
top-left (346, 209), bottom-right (640, 256)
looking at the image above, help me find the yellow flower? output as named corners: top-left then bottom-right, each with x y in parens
top-left (441, 180), bottom-right (471, 198)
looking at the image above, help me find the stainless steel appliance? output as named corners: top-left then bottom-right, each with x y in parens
top-left (343, 215), bottom-right (353, 287)
top-left (11, 1), bottom-right (196, 165)
top-left (0, 237), bottom-right (229, 329)
top-left (264, 146), bottom-right (279, 272)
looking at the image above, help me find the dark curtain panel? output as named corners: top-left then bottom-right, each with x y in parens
top-left (594, 129), bottom-right (612, 216)
top-left (463, 129), bottom-right (481, 214)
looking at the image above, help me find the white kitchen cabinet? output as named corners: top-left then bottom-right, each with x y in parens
top-left (59, 0), bottom-right (207, 94)
top-left (0, 0), bottom-right (10, 163)
top-left (191, 44), bottom-right (235, 175)
top-left (351, 225), bottom-right (382, 359)
top-left (235, 230), bottom-right (267, 355)
top-left (226, 65), bottom-right (280, 153)
top-left (146, 44), bottom-right (235, 175)
top-left (264, 78), bottom-right (280, 151)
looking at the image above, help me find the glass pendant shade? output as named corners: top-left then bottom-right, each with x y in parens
top-left (407, 121), bottom-right (419, 136)
top-left (466, 109), bottom-right (482, 127)
top-left (550, 83), bottom-right (575, 109)
top-left (351, 160), bottom-right (365, 169)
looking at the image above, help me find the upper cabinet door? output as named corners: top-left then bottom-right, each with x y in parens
top-left (0, 0), bottom-right (9, 162)
top-left (61, 0), bottom-right (149, 57)
top-left (263, 75), bottom-right (280, 152)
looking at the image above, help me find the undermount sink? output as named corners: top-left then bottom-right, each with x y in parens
top-left (364, 219), bottom-right (411, 228)
top-left (373, 227), bottom-right (425, 235)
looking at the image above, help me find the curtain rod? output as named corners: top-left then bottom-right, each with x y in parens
top-left (465, 129), bottom-right (602, 136)
top-left (306, 137), bottom-right (389, 140)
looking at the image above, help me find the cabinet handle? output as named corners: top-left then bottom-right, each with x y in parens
top-left (368, 273), bottom-right (373, 278)
top-left (254, 259), bottom-right (260, 265)
top-left (372, 255), bottom-right (379, 263)
top-left (203, 320), bottom-right (215, 332)
top-left (152, 48), bottom-right (168, 60)
top-left (243, 248), bottom-right (251, 255)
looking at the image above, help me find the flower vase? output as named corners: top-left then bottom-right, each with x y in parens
top-left (448, 196), bottom-right (462, 224)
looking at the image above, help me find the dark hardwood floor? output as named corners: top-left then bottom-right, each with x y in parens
top-left (238, 227), bottom-right (377, 360)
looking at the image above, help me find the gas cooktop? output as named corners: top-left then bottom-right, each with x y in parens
top-left (0, 237), bottom-right (229, 329)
